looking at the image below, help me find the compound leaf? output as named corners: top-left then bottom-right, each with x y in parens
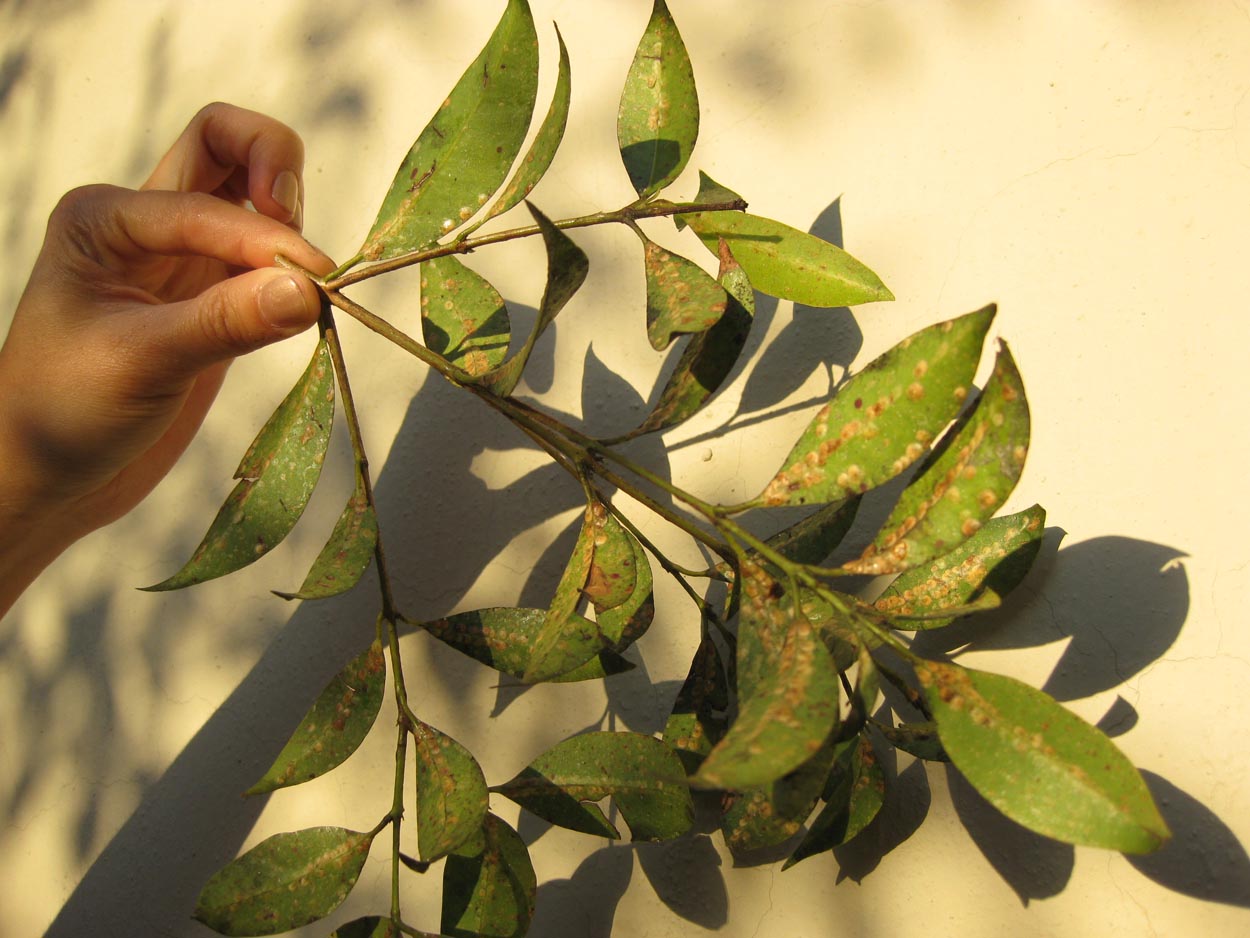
top-left (358, 0), bottom-right (539, 260)
top-left (421, 256), bottom-right (511, 377)
top-left (145, 339), bottom-right (334, 591)
top-left (493, 732), bottom-right (693, 842)
top-left (442, 814), bottom-right (536, 938)
top-left (641, 235), bottom-right (729, 350)
top-left (415, 721), bottom-right (490, 862)
top-left (246, 640), bottom-right (386, 796)
top-left (617, 0), bottom-right (699, 199)
top-left (274, 473), bottom-right (377, 601)
top-left (194, 827), bottom-right (374, 936)
top-left (919, 660), bottom-right (1170, 853)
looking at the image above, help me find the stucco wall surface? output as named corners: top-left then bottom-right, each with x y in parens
top-left (2, 1), bottom-right (1249, 936)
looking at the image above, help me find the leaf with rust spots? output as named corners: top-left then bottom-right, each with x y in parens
top-left (355, 0), bottom-right (538, 260)
top-left (682, 172), bottom-right (892, 308)
top-left (584, 510), bottom-right (637, 612)
top-left (421, 255), bottom-right (511, 377)
top-left (749, 306), bottom-right (994, 510)
top-left (783, 733), bottom-right (885, 869)
top-left (694, 564), bottom-right (840, 790)
top-left (481, 204), bottom-right (588, 397)
top-left (145, 339), bottom-right (334, 591)
top-left (194, 826), bottom-right (375, 935)
top-left (245, 640), bottom-right (386, 796)
top-left (619, 239), bottom-right (754, 440)
top-left (274, 472), bottom-right (377, 601)
top-left (442, 814), bottom-right (535, 938)
top-left (493, 732), bottom-right (693, 842)
top-left (847, 343), bottom-right (1031, 576)
top-left (919, 660), bottom-right (1170, 853)
top-left (640, 235), bottom-right (729, 350)
top-left (416, 607), bottom-right (634, 683)
top-left (595, 526), bottom-right (654, 651)
top-left (874, 504), bottom-right (1046, 629)
top-left (663, 634), bottom-right (729, 773)
top-left (415, 721), bottom-right (489, 862)
top-left (799, 588), bottom-right (863, 670)
top-left (617, 0), bottom-right (699, 199)
top-left (876, 719), bottom-right (949, 762)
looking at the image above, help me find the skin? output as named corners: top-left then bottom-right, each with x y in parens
top-left (0, 103), bottom-right (336, 617)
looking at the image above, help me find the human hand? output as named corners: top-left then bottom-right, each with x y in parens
top-left (0, 103), bottom-right (335, 610)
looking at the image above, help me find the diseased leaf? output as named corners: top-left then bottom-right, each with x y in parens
top-left (617, 0), bottom-right (699, 199)
top-left (919, 661), bottom-right (1171, 853)
top-left (721, 734), bottom-right (838, 855)
top-left (641, 235), bottom-right (729, 350)
top-left (663, 634), bottom-right (729, 773)
top-left (584, 511), bottom-right (637, 612)
top-left (694, 563), bottom-right (840, 790)
top-left (493, 732), bottom-right (693, 842)
top-left (765, 498), bottom-right (862, 567)
top-left (848, 343), bottom-right (1031, 575)
top-left (783, 734), bottom-right (885, 868)
top-left (751, 306), bottom-right (995, 509)
top-left (876, 719), bottom-right (949, 762)
top-left (482, 204), bottom-right (589, 396)
top-left (415, 721), bottom-right (490, 862)
top-left (595, 529), bottom-right (655, 651)
top-left (682, 173), bottom-right (892, 307)
top-left (145, 340), bottom-right (334, 591)
top-left (417, 607), bottom-right (634, 683)
top-left (874, 504), bottom-right (1046, 630)
top-left (194, 827), bottom-right (374, 936)
top-left (274, 473), bottom-right (377, 601)
top-left (442, 814), bottom-right (536, 938)
top-left (246, 640), bottom-right (386, 796)
top-left (800, 589), bottom-right (862, 671)
top-left (357, 0), bottom-right (539, 260)
top-left (421, 256), bottom-right (511, 377)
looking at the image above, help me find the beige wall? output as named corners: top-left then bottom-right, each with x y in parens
top-left (2, 1), bottom-right (1248, 936)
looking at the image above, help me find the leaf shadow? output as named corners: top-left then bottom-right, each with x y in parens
top-left (529, 843), bottom-right (634, 938)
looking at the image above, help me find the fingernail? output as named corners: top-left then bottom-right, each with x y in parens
top-left (271, 170), bottom-right (300, 221)
top-left (259, 273), bottom-right (316, 333)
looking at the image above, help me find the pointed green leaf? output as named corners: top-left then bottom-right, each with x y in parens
top-left (721, 734), bottom-right (838, 855)
top-left (595, 529), bottom-right (654, 651)
top-left (783, 734), bottom-right (885, 868)
top-left (752, 306), bottom-right (994, 509)
top-left (415, 721), bottom-right (490, 862)
top-left (682, 173), bottom-right (892, 307)
top-left (417, 607), bottom-right (634, 683)
top-left (584, 511), bottom-right (638, 612)
top-left (617, 0), bottom-right (699, 199)
top-left (481, 204), bottom-right (589, 396)
top-left (919, 660), bottom-right (1171, 853)
top-left (765, 498), bottom-right (862, 567)
top-left (421, 256), bottom-right (511, 377)
top-left (246, 640), bottom-right (386, 796)
top-left (194, 827), bottom-right (375, 936)
top-left (145, 340), bottom-right (334, 591)
top-left (848, 344), bottom-right (1031, 575)
top-left (874, 505), bottom-right (1046, 630)
top-left (274, 474), bottom-right (377, 601)
top-left (663, 634), bottom-right (729, 773)
top-left (694, 563), bottom-right (840, 790)
top-left (442, 814), bottom-right (536, 938)
top-left (641, 235), bottom-right (729, 350)
top-left (493, 732), bottom-right (693, 842)
top-left (473, 25), bottom-right (572, 228)
top-left (876, 719), bottom-right (949, 762)
top-left (357, 0), bottom-right (539, 260)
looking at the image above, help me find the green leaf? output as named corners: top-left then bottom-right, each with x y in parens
top-left (357, 0), bottom-right (539, 260)
top-left (874, 505), bottom-right (1046, 630)
top-left (640, 234), bottom-right (729, 350)
top-left (721, 734), bottom-right (838, 855)
top-left (694, 563), bottom-right (840, 790)
top-left (753, 306), bottom-right (994, 508)
top-left (194, 827), bottom-right (375, 936)
top-left (622, 239), bottom-right (754, 439)
top-left (415, 721), bottom-right (490, 862)
top-left (421, 256), bottom-right (511, 377)
top-left (473, 25), bottom-right (572, 229)
top-left (848, 343), bottom-right (1031, 575)
top-left (584, 510), bottom-right (637, 612)
top-left (145, 340), bottom-right (334, 591)
top-left (417, 607), bottom-right (634, 683)
top-left (682, 173), bottom-right (892, 307)
top-left (617, 0), bottom-right (699, 199)
top-left (663, 634), bottom-right (729, 774)
top-left (442, 814), bottom-right (536, 938)
top-left (765, 498), bottom-right (862, 566)
top-left (594, 526), bottom-right (655, 651)
top-left (876, 719), bottom-right (949, 762)
top-left (245, 640), bottom-right (386, 796)
top-left (274, 473), bottom-right (377, 601)
top-left (918, 660), bottom-right (1171, 853)
top-left (481, 204), bottom-right (589, 396)
top-left (783, 734), bottom-right (885, 868)
top-left (493, 732), bottom-right (693, 842)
